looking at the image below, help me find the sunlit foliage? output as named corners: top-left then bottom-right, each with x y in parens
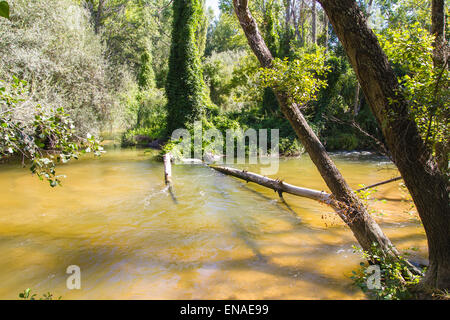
top-left (0, 78), bottom-right (103, 186)
top-left (378, 23), bottom-right (449, 155)
top-left (259, 48), bottom-right (329, 105)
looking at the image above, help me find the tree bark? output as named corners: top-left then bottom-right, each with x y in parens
top-left (232, 0), bottom-right (409, 267)
top-left (318, 0), bottom-right (450, 290)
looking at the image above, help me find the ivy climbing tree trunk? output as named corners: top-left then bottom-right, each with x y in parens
top-left (231, 0), bottom-right (416, 271)
top-left (166, 0), bottom-right (209, 133)
top-left (318, 0), bottom-right (449, 291)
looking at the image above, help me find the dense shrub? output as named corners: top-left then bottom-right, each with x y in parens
top-left (0, 0), bottom-right (130, 136)
top-left (121, 88), bottom-right (167, 147)
top-left (325, 133), bottom-right (360, 151)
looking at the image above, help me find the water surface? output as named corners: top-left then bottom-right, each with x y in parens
top-left (0, 148), bottom-right (427, 299)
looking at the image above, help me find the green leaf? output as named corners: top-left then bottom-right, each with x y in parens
top-left (0, 1), bottom-right (9, 19)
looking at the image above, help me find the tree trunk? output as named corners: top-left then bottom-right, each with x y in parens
top-left (94, 0), bottom-right (104, 34)
top-left (163, 153), bottom-right (177, 203)
top-left (285, 0), bottom-right (292, 29)
top-left (163, 153), bottom-right (173, 186)
top-left (431, 0), bottom-right (446, 68)
top-left (311, 0), bottom-right (317, 44)
top-left (210, 165), bottom-right (335, 204)
top-left (323, 11), bottom-right (329, 53)
top-left (431, 0), bottom-right (449, 173)
top-left (318, 0), bottom-right (450, 290)
top-left (300, 0), bottom-right (305, 45)
top-left (231, 0), bottom-right (410, 267)
top-left (353, 82), bottom-right (360, 115)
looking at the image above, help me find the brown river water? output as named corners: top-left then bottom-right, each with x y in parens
top-left (0, 147), bottom-right (427, 299)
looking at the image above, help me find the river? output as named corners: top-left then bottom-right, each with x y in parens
top-left (0, 147), bottom-right (427, 299)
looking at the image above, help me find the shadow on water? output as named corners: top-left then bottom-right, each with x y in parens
top-left (0, 149), bottom-right (428, 299)
top-left (0, 230), bottom-right (362, 299)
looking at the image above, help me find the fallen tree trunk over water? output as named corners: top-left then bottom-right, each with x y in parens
top-left (211, 164), bottom-right (422, 276)
top-left (210, 165), bottom-right (336, 208)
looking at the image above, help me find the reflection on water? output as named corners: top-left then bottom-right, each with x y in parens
top-left (0, 148), bottom-right (427, 299)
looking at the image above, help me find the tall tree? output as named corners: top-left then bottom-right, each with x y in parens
top-left (231, 0), bottom-right (418, 273)
top-left (166, 0), bottom-right (209, 132)
top-left (318, 0), bottom-right (449, 290)
top-left (311, 0), bottom-right (316, 44)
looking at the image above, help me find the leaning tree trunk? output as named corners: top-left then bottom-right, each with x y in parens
top-left (318, 0), bottom-right (450, 290)
top-left (231, 0), bottom-right (413, 268)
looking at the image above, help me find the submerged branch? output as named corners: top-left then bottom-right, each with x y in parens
top-left (356, 176), bottom-right (402, 191)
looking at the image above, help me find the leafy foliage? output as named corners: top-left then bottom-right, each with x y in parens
top-left (121, 91), bottom-right (167, 148)
top-left (19, 288), bottom-right (61, 300)
top-left (0, 78), bottom-right (103, 186)
top-left (378, 23), bottom-right (449, 159)
top-left (205, 12), bottom-right (248, 56)
top-left (0, 0), bottom-right (129, 136)
top-left (0, 0), bottom-right (9, 19)
top-left (202, 50), bottom-right (254, 109)
top-left (351, 243), bottom-right (423, 300)
top-left (259, 48), bottom-right (329, 105)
